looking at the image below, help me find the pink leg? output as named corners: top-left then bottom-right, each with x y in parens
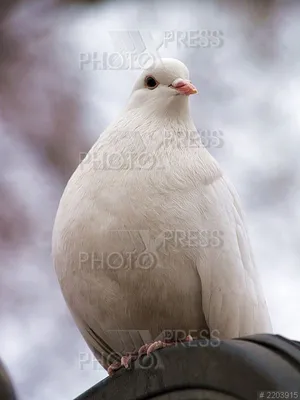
top-left (107, 361), bottom-right (122, 376)
top-left (139, 335), bottom-right (193, 356)
top-left (120, 353), bottom-right (137, 369)
top-left (108, 335), bottom-right (193, 376)
top-left (108, 354), bottom-right (138, 375)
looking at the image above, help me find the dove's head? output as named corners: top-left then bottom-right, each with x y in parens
top-left (126, 58), bottom-right (197, 117)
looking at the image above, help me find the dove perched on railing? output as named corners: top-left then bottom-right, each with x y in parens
top-left (52, 58), bottom-right (272, 374)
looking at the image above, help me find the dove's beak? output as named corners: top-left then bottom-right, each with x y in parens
top-left (169, 78), bottom-right (198, 96)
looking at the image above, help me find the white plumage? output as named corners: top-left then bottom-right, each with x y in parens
top-left (52, 58), bottom-right (272, 370)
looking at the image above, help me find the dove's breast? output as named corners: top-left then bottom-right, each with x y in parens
top-left (52, 141), bottom-right (271, 368)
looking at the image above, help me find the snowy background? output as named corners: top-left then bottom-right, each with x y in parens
top-left (0, 0), bottom-right (299, 399)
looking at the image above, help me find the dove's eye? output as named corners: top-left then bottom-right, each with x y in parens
top-left (144, 76), bottom-right (159, 90)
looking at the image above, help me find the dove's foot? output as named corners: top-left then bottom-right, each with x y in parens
top-left (107, 361), bottom-right (122, 376)
top-left (108, 335), bottom-right (193, 376)
top-left (138, 334), bottom-right (193, 356)
top-left (121, 353), bottom-right (138, 369)
top-left (108, 353), bottom-right (138, 375)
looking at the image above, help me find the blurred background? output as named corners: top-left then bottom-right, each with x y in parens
top-left (0, 0), bottom-right (300, 399)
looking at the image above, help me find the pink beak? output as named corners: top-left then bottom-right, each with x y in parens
top-left (170, 78), bottom-right (198, 96)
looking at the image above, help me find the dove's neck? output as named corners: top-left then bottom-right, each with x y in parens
top-left (124, 94), bottom-right (192, 123)
top-left (103, 97), bottom-right (197, 152)
top-left (92, 97), bottom-right (220, 181)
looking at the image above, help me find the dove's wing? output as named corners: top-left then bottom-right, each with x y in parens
top-left (196, 174), bottom-right (272, 338)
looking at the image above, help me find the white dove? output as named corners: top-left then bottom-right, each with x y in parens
top-left (52, 58), bottom-right (272, 375)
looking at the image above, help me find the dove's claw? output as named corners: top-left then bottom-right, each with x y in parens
top-left (108, 336), bottom-right (194, 375)
top-left (120, 355), bottom-right (131, 369)
top-left (184, 334), bottom-right (193, 342)
top-left (138, 343), bottom-right (152, 355)
top-left (146, 340), bottom-right (170, 354)
top-left (139, 335), bottom-right (194, 356)
top-left (121, 353), bottom-right (137, 369)
top-left (138, 344), bottom-right (148, 355)
top-left (107, 361), bottom-right (122, 376)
